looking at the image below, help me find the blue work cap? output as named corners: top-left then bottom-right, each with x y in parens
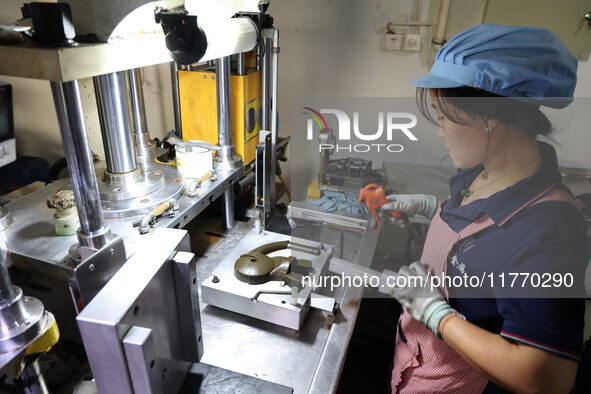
top-left (412, 24), bottom-right (577, 108)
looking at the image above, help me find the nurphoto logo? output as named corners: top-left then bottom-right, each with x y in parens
top-left (302, 106), bottom-right (419, 152)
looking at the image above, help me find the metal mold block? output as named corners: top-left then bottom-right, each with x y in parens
top-left (201, 229), bottom-right (332, 330)
top-left (196, 218), bottom-right (382, 394)
top-left (76, 227), bottom-right (199, 394)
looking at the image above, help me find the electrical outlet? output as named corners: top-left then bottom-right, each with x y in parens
top-left (404, 34), bottom-right (422, 51)
top-left (383, 33), bottom-right (402, 51)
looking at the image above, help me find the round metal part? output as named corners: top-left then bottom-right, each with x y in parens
top-left (0, 206), bottom-right (13, 231)
top-left (100, 163), bottom-right (184, 218)
top-left (214, 154), bottom-right (243, 172)
top-left (0, 286), bottom-right (45, 353)
top-left (234, 253), bottom-right (275, 285)
top-left (77, 225), bottom-right (112, 250)
top-left (135, 143), bottom-right (156, 169)
top-left (98, 167), bottom-right (164, 201)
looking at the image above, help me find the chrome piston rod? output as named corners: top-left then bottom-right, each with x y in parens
top-left (50, 81), bottom-right (111, 248)
top-left (215, 56), bottom-right (240, 229)
top-left (94, 71), bottom-right (137, 174)
top-left (216, 56), bottom-right (235, 163)
top-left (171, 62), bottom-right (182, 138)
top-left (127, 68), bottom-right (154, 164)
top-left (261, 35), bottom-right (272, 133)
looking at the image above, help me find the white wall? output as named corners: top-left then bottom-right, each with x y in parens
top-left (270, 0), bottom-right (432, 199)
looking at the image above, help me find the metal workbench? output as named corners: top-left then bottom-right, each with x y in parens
top-left (194, 206), bottom-right (381, 394)
top-left (3, 166), bottom-right (243, 269)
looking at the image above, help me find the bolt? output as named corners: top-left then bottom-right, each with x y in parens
top-left (89, 264), bottom-right (95, 271)
top-left (109, 248), bottom-right (114, 255)
top-left (212, 275), bottom-right (220, 283)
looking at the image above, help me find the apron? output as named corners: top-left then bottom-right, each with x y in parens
top-left (391, 187), bottom-right (579, 394)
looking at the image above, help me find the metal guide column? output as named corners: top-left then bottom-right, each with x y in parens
top-left (216, 57), bottom-right (235, 164)
top-left (0, 247), bottom-right (16, 303)
top-left (171, 62), bottom-right (182, 138)
top-left (50, 80), bottom-right (111, 249)
top-left (269, 29), bottom-right (280, 208)
top-left (237, 53), bottom-right (246, 76)
top-left (215, 56), bottom-right (243, 229)
top-left (261, 35), bottom-right (272, 134)
top-left (126, 68), bottom-right (154, 166)
top-left (94, 71), bottom-right (163, 205)
top-left (261, 29), bottom-right (278, 209)
top-left (94, 72), bottom-right (137, 174)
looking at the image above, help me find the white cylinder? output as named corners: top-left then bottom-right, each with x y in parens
top-left (175, 141), bottom-right (213, 181)
top-left (200, 17), bottom-right (258, 62)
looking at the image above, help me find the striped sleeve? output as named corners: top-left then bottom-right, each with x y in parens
top-left (497, 298), bottom-right (584, 361)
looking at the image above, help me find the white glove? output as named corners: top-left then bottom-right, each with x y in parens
top-left (380, 194), bottom-right (438, 220)
top-left (385, 262), bottom-right (456, 338)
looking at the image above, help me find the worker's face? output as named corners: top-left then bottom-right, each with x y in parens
top-left (435, 107), bottom-right (489, 169)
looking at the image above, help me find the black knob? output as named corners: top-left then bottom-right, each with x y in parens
top-left (155, 10), bottom-right (207, 65)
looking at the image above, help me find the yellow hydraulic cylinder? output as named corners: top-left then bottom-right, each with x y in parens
top-left (179, 68), bottom-right (261, 165)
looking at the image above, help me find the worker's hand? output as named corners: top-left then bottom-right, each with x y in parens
top-left (385, 262), bottom-right (456, 338)
top-left (380, 194), bottom-right (438, 220)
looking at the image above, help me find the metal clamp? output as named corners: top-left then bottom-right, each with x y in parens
top-left (138, 198), bottom-right (179, 234)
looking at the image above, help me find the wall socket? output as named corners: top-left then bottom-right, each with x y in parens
top-left (383, 33), bottom-right (402, 51)
top-left (404, 33), bottom-right (422, 51)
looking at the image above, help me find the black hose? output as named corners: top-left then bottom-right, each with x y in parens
top-left (46, 157), bottom-right (68, 184)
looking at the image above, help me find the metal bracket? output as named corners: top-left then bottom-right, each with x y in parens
top-left (255, 130), bottom-right (272, 227)
top-left (69, 235), bottom-right (126, 310)
top-left (172, 251), bottom-right (203, 362)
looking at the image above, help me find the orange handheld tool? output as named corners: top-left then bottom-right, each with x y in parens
top-left (358, 183), bottom-right (404, 231)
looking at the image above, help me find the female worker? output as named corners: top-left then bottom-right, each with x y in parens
top-left (380, 24), bottom-right (588, 393)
